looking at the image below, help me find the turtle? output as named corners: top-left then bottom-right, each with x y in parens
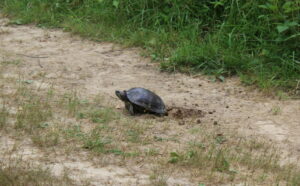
top-left (115, 87), bottom-right (167, 116)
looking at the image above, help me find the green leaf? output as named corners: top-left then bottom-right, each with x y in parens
top-left (286, 21), bottom-right (298, 27)
top-left (170, 152), bottom-right (179, 157)
top-left (218, 75), bottom-right (225, 82)
top-left (277, 21), bottom-right (298, 33)
top-left (258, 5), bottom-right (268, 9)
top-left (276, 25), bottom-right (289, 33)
top-left (169, 152), bottom-right (180, 163)
top-left (187, 151), bottom-right (196, 158)
top-left (282, 2), bottom-right (300, 13)
top-left (210, 0), bottom-right (225, 8)
top-left (113, 0), bottom-right (119, 8)
top-left (40, 122), bottom-right (49, 128)
top-left (24, 80), bottom-right (34, 84)
top-left (282, 33), bottom-right (300, 41)
top-left (9, 19), bottom-right (23, 25)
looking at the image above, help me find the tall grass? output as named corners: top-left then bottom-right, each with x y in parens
top-left (0, 0), bottom-right (299, 91)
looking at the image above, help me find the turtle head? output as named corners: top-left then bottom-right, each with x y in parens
top-left (115, 90), bottom-right (128, 102)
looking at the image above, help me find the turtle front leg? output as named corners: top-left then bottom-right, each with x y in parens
top-left (125, 102), bottom-right (135, 115)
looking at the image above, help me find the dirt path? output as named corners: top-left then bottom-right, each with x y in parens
top-left (1, 18), bottom-right (300, 185)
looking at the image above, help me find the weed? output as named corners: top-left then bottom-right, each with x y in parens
top-left (83, 137), bottom-right (110, 153)
top-left (168, 152), bottom-right (182, 164)
top-left (271, 106), bottom-right (281, 115)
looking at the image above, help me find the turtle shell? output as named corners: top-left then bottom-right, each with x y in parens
top-left (126, 87), bottom-right (166, 114)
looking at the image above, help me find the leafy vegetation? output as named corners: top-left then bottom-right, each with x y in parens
top-left (0, 0), bottom-right (299, 91)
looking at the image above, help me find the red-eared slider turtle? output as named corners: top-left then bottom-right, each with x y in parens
top-left (115, 87), bottom-right (167, 116)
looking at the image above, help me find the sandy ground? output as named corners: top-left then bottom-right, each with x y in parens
top-left (0, 18), bottom-right (300, 185)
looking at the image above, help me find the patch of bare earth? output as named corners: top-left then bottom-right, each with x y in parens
top-left (0, 17), bottom-right (300, 185)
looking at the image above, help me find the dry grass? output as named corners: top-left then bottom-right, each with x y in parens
top-left (0, 55), bottom-right (300, 185)
top-left (0, 159), bottom-right (74, 186)
top-left (0, 28), bottom-right (10, 35)
top-left (0, 136), bottom-right (75, 186)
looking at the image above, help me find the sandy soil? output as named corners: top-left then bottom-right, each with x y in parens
top-left (0, 17), bottom-right (299, 185)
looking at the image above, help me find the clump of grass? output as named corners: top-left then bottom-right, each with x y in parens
top-left (15, 92), bottom-right (52, 133)
top-left (0, 28), bottom-right (10, 35)
top-left (87, 108), bottom-right (120, 124)
top-left (1, 60), bottom-right (20, 65)
top-left (271, 105), bottom-right (281, 115)
top-left (61, 92), bottom-right (81, 117)
top-left (149, 168), bottom-right (169, 186)
top-left (82, 125), bottom-right (112, 153)
top-left (7, 81), bottom-right (136, 156)
top-left (0, 103), bottom-right (8, 129)
top-left (1, 0), bottom-right (299, 92)
top-left (61, 92), bottom-right (119, 124)
top-left (0, 159), bottom-right (74, 186)
top-left (31, 130), bottom-right (60, 147)
top-left (166, 131), bottom-right (300, 185)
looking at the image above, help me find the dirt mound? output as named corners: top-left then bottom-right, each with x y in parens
top-left (167, 107), bottom-right (205, 119)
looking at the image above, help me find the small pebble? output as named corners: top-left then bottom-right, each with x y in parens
top-left (213, 121), bottom-right (218, 125)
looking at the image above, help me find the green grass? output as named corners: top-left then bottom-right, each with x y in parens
top-left (0, 0), bottom-right (299, 92)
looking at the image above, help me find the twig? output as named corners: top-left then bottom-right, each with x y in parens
top-left (95, 49), bottom-right (123, 55)
top-left (38, 59), bottom-right (43, 68)
top-left (17, 53), bottom-right (49, 58)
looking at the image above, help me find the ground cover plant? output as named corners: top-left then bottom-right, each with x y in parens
top-left (0, 0), bottom-right (299, 92)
